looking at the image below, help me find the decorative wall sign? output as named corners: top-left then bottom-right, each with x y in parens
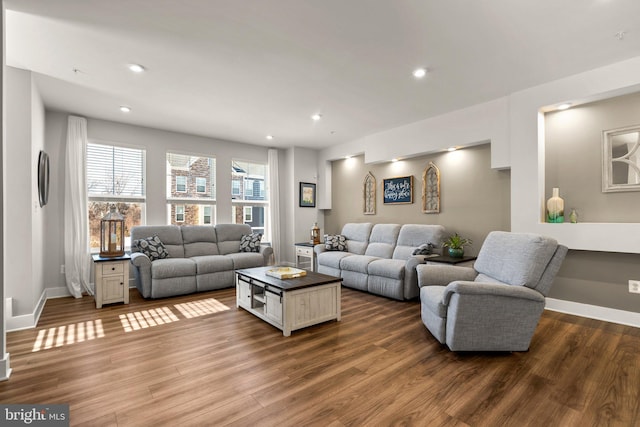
top-left (299, 182), bottom-right (316, 207)
top-left (363, 172), bottom-right (376, 215)
top-left (383, 175), bottom-right (413, 204)
top-left (422, 162), bottom-right (440, 213)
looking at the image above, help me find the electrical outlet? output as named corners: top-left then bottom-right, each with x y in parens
top-left (629, 280), bottom-right (640, 294)
top-left (60, 264), bottom-right (65, 275)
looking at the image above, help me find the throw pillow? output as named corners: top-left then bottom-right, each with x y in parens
top-left (240, 233), bottom-right (262, 252)
top-left (324, 234), bottom-right (347, 251)
top-left (412, 243), bottom-right (434, 255)
top-left (135, 235), bottom-right (170, 261)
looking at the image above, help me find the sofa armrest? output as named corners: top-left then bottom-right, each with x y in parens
top-left (442, 281), bottom-right (545, 305)
top-left (314, 243), bottom-right (327, 256)
top-left (259, 244), bottom-right (274, 265)
top-left (130, 252), bottom-right (152, 298)
top-left (416, 264), bottom-right (477, 287)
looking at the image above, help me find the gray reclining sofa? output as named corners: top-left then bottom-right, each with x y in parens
top-left (315, 223), bottom-right (445, 300)
top-left (130, 224), bottom-right (272, 298)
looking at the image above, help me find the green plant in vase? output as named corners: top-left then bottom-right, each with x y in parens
top-left (442, 233), bottom-right (472, 258)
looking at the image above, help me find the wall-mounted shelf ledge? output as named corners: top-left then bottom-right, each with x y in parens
top-left (529, 222), bottom-right (640, 254)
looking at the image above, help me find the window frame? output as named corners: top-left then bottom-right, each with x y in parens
top-left (176, 176), bottom-right (187, 193)
top-left (175, 205), bottom-right (185, 222)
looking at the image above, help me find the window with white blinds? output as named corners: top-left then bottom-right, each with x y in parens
top-left (86, 142), bottom-right (146, 251)
top-left (87, 143), bottom-right (145, 200)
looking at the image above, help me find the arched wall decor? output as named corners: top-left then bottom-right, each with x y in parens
top-left (363, 171), bottom-right (376, 215)
top-left (422, 162), bottom-right (440, 213)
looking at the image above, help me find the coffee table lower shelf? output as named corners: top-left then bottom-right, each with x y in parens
top-left (236, 267), bottom-right (341, 336)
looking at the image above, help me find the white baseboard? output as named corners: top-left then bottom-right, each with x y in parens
top-left (0, 353), bottom-right (11, 381)
top-left (5, 287), bottom-right (71, 332)
top-left (545, 298), bottom-right (640, 328)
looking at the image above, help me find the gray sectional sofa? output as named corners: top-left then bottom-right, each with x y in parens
top-left (130, 224), bottom-right (273, 298)
top-left (315, 223), bottom-right (445, 300)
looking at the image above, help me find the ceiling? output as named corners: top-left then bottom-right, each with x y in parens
top-left (6, 0), bottom-right (640, 150)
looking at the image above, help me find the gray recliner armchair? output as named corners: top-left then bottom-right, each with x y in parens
top-left (417, 231), bottom-right (568, 351)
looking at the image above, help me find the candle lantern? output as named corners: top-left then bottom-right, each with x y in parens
top-left (100, 204), bottom-right (125, 257)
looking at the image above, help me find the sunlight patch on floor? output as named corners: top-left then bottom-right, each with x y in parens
top-left (174, 297), bottom-right (230, 318)
top-left (32, 319), bottom-right (105, 352)
top-left (119, 307), bottom-right (179, 332)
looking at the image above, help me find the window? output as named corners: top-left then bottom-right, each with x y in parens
top-left (87, 142), bottom-right (146, 251)
top-left (167, 152), bottom-right (216, 225)
top-left (196, 177), bottom-right (206, 193)
top-left (176, 176), bottom-right (187, 192)
top-left (231, 160), bottom-right (268, 237)
top-left (203, 206), bottom-right (212, 224)
top-left (175, 205), bottom-right (185, 222)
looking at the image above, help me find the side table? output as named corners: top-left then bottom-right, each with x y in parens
top-left (92, 253), bottom-right (131, 308)
top-left (424, 254), bottom-right (477, 266)
top-left (294, 242), bottom-right (316, 271)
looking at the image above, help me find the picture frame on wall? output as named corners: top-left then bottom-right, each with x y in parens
top-left (299, 182), bottom-right (316, 207)
top-left (383, 175), bottom-right (413, 204)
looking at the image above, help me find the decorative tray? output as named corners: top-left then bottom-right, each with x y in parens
top-left (265, 267), bottom-right (307, 279)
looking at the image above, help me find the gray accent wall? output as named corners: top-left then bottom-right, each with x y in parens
top-left (324, 144), bottom-right (511, 257)
top-left (545, 91), bottom-right (640, 223)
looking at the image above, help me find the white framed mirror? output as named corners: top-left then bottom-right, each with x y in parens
top-left (602, 125), bottom-right (640, 192)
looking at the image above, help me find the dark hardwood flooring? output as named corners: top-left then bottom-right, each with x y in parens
top-left (0, 287), bottom-right (638, 426)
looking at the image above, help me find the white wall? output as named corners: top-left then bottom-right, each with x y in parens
top-left (4, 67), bottom-right (45, 316)
top-left (42, 112), bottom-right (276, 293)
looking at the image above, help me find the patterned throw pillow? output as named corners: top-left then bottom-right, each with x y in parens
top-left (412, 243), bottom-right (434, 255)
top-left (134, 235), bottom-right (170, 261)
top-left (324, 234), bottom-right (347, 251)
top-left (240, 233), bottom-right (262, 252)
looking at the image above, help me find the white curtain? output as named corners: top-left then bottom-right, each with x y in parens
top-left (267, 148), bottom-right (281, 264)
top-left (64, 116), bottom-right (90, 298)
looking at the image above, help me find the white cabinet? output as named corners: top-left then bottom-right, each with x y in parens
top-left (92, 254), bottom-right (130, 309)
top-left (295, 243), bottom-right (315, 271)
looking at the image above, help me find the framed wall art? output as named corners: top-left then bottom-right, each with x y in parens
top-left (383, 175), bottom-right (413, 204)
top-left (422, 162), bottom-right (440, 213)
top-left (363, 171), bottom-right (376, 215)
top-left (299, 182), bottom-right (316, 207)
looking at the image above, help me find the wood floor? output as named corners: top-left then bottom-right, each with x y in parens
top-left (0, 287), bottom-right (638, 427)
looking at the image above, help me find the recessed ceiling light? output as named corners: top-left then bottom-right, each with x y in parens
top-left (447, 147), bottom-right (457, 152)
top-left (119, 106), bottom-right (131, 113)
top-left (128, 64), bottom-right (145, 73)
top-left (266, 135), bottom-right (274, 140)
top-left (412, 68), bottom-right (427, 78)
top-left (311, 114), bottom-right (322, 121)
top-left (557, 103), bottom-right (572, 111)
top-left (345, 155), bottom-right (352, 159)
top-left (391, 158), bottom-right (399, 162)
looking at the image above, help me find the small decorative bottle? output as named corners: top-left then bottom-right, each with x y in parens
top-left (569, 208), bottom-right (578, 224)
top-left (546, 188), bottom-right (564, 223)
top-left (310, 222), bottom-right (321, 245)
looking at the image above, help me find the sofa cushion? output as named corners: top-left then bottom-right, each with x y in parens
top-left (393, 224), bottom-right (445, 260)
top-left (325, 234), bottom-right (347, 251)
top-left (341, 223), bottom-right (373, 255)
top-left (151, 258), bottom-right (196, 279)
top-left (473, 231), bottom-right (558, 288)
top-left (191, 255), bottom-right (234, 275)
top-left (216, 224), bottom-right (252, 255)
top-left (368, 258), bottom-right (406, 280)
top-left (340, 255), bottom-right (379, 273)
top-left (182, 226), bottom-right (219, 257)
top-left (317, 251), bottom-right (353, 269)
top-left (135, 235), bottom-right (170, 261)
top-left (364, 224), bottom-right (400, 258)
top-left (131, 225), bottom-right (185, 258)
top-left (226, 252), bottom-right (265, 269)
top-left (240, 233), bottom-right (262, 252)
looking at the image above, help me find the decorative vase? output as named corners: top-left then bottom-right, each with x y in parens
top-left (546, 187), bottom-right (564, 223)
top-left (569, 208), bottom-right (578, 224)
top-left (448, 247), bottom-right (464, 258)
